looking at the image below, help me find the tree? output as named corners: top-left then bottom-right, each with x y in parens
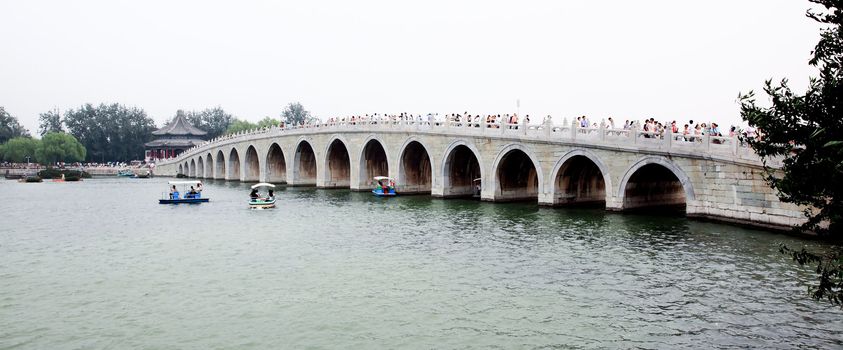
top-left (224, 118), bottom-right (258, 135)
top-left (38, 109), bottom-right (63, 135)
top-left (1, 137), bottom-right (40, 163)
top-left (280, 102), bottom-right (316, 126)
top-left (0, 107), bottom-right (30, 143)
top-left (257, 116), bottom-right (280, 129)
top-left (739, 0), bottom-right (842, 306)
top-left (35, 132), bottom-right (86, 164)
top-left (64, 103), bottom-right (156, 162)
top-left (185, 107), bottom-right (234, 139)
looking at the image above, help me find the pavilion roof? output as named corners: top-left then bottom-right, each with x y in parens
top-left (152, 110), bottom-right (207, 136)
top-left (144, 138), bottom-right (205, 148)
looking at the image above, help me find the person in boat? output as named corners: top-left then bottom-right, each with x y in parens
top-left (196, 182), bottom-right (203, 193)
top-left (376, 180), bottom-right (384, 194)
top-left (170, 185), bottom-right (177, 199)
top-left (187, 186), bottom-right (198, 199)
top-left (267, 189), bottom-right (274, 199)
top-left (250, 188), bottom-right (260, 200)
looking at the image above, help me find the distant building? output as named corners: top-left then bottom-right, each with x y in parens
top-left (145, 110), bottom-right (207, 161)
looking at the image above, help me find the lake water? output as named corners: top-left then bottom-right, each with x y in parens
top-left (1, 177), bottom-right (841, 349)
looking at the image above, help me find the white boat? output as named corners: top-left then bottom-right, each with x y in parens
top-left (249, 182), bottom-right (276, 209)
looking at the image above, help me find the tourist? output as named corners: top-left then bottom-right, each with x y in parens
top-left (268, 189), bottom-right (274, 199)
top-left (250, 188), bottom-right (260, 199)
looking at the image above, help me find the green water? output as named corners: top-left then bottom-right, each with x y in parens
top-left (0, 178), bottom-right (840, 349)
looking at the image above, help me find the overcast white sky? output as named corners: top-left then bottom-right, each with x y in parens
top-left (0, 0), bottom-right (822, 133)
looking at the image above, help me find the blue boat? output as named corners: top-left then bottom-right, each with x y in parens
top-left (372, 176), bottom-right (397, 197)
top-left (159, 180), bottom-right (210, 204)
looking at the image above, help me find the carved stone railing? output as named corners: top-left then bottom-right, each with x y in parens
top-left (158, 119), bottom-right (770, 168)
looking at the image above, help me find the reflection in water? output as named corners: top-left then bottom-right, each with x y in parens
top-left (0, 178), bottom-right (840, 349)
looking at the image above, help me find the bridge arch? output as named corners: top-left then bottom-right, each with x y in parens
top-left (214, 150), bottom-right (226, 180)
top-left (549, 149), bottom-right (611, 206)
top-left (244, 145), bottom-right (260, 182)
top-left (323, 136), bottom-right (351, 188)
top-left (227, 147), bottom-right (241, 180)
top-left (204, 153), bottom-right (213, 179)
top-left (492, 143), bottom-right (544, 202)
top-left (178, 163), bottom-right (184, 175)
top-left (357, 136), bottom-right (390, 189)
top-left (397, 137), bottom-right (432, 194)
top-left (197, 156), bottom-right (205, 178)
top-left (617, 156), bottom-right (695, 211)
top-left (441, 140), bottom-right (484, 198)
top-left (189, 159), bottom-right (196, 177)
top-left (265, 143), bottom-right (287, 184)
top-left (293, 138), bottom-right (317, 186)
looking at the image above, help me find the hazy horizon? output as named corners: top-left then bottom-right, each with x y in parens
top-left (1, 0), bottom-right (823, 134)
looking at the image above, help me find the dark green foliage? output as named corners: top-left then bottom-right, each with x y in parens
top-left (780, 245), bottom-right (842, 306)
top-left (185, 107), bottom-right (234, 139)
top-left (38, 109), bottom-right (63, 135)
top-left (23, 176), bottom-right (42, 183)
top-left (63, 103), bottom-right (156, 162)
top-left (280, 102), bottom-right (316, 126)
top-left (38, 168), bottom-right (91, 180)
top-left (740, 0), bottom-right (842, 306)
top-left (0, 107), bottom-right (30, 143)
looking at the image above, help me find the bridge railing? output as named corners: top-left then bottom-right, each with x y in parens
top-left (165, 119), bottom-right (768, 166)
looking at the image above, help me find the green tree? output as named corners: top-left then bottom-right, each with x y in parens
top-left (1, 137), bottom-right (40, 163)
top-left (739, 0), bottom-right (842, 306)
top-left (257, 116), bottom-right (280, 129)
top-left (38, 109), bottom-right (63, 136)
top-left (224, 118), bottom-right (258, 135)
top-left (35, 132), bottom-right (86, 164)
top-left (280, 102), bottom-right (316, 126)
top-left (185, 107), bottom-right (234, 139)
top-left (64, 103), bottom-right (156, 162)
top-left (0, 107), bottom-right (30, 143)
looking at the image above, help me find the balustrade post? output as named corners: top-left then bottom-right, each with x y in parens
top-left (570, 120), bottom-right (577, 140)
top-left (665, 130), bottom-right (672, 150)
top-left (599, 124), bottom-right (606, 142)
top-left (732, 135), bottom-right (739, 155)
top-left (704, 134), bottom-right (711, 152)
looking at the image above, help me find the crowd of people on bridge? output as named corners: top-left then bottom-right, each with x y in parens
top-left (321, 112), bottom-right (761, 141)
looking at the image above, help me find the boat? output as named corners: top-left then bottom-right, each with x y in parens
top-left (371, 176), bottom-right (397, 197)
top-left (18, 176), bottom-right (42, 183)
top-left (133, 171), bottom-right (152, 179)
top-left (159, 180), bottom-right (209, 204)
top-left (249, 182), bottom-right (276, 209)
top-left (117, 169), bottom-right (134, 177)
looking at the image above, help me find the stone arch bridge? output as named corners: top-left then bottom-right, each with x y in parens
top-left (155, 120), bottom-right (804, 230)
